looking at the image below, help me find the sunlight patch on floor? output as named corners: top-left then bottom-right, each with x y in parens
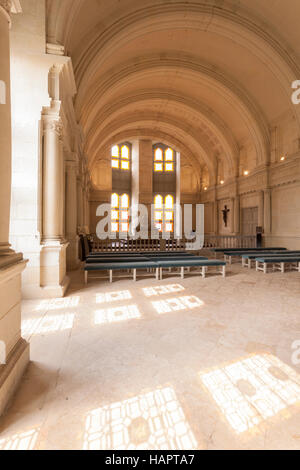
top-left (83, 387), bottom-right (197, 450)
top-left (143, 285), bottom-right (185, 298)
top-left (0, 428), bottom-right (39, 450)
top-left (152, 296), bottom-right (204, 314)
top-left (96, 290), bottom-right (132, 304)
top-left (22, 313), bottom-right (75, 335)
top-left (199, 354), bottom-right (300, 435)
top-left (35, 296), bottom-right (80, 312)
top-left (94, 305), bottom-right (141, 325)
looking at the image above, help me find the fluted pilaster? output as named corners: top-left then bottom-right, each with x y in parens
top-left (66, 160), bottom-right (79, 269)
top-left (42, 116), bottom-right (64, 242)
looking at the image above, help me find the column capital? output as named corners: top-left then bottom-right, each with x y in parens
top-left (0, 0), bottom-right (21, 21)
top-left (42, 117), bottom-right (63, 137)
top-left (263, 187), bottom-right (271, 195)
top-left (65, 160), bottom-right (78, 172)
top-left (0, 1), bottom-right (12, 14)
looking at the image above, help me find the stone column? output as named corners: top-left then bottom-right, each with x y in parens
top-left (234, 195), bottom-right (240, 234)
top-left (131, 140), bottom-right (139, 237)
top-left (77, 177), bottom-right (83, 232)
top-left (0, 0), bottom-right (29, 417)
top-left (214, 198), bottom-right (219, 235)
top-left (264, 188), bottom-right (272, 234)
top-left (258, 190), bottom-right (264, 227)
top-left (40, 107), bottom-right (70, 296)
top-left (175, 152), bottom-right (181, 238)
top-left (230, 197), bottom-right (235, 233)
top-left (83, 188), bottom-right (87, 232)
top-left (85, 187), bottom-right (90, 231)
top-left (65, 160), bottom-right (79, 270)
top-left (139, 140), bottom-right (153, 231)
top-left (42, 117), bottom-right (64, 241)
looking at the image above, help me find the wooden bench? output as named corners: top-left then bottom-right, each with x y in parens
top-left (224, 249), bottom-right (287, 264)
top-left (87, 250), bottom-right (188, 258)
top-left (156, 259), bottom-right (226, 280)
top-left (242, 252), bottom-right (300, 269)
top-left (84, 258), bottom-right (225, 283)
top-left (86, 256), bottom-right (150, 264)
top-left (85, 261), bottom-right (159, 283)
top-left (212, 247), bottom-right (286, 253)
top-left (255, 257), bottom-right (300, 274)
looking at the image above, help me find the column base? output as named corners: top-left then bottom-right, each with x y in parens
top-left (22, 275), bottom-right (70, 300)
top-left (0, 256), bottom-right (30, 416)
top-left (0, 339), bottom-right (30, 416)
top-left (66, 235), bottom-right (80, 271)
top-left (0, 252), bottom-right (23, 269)
top-left (38, 240), bottom-right (70, 299)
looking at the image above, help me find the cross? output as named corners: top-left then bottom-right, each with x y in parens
top-left (222, 205), bottom-right (230, 227)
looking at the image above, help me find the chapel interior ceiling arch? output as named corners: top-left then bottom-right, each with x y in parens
top-left (46, 0), bottom-right (300, 183)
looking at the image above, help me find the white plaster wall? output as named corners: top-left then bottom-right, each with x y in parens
top-left (269, 184), bottom-right (300, 249)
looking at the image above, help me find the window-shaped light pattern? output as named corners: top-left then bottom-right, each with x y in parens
top-left (111, 193), bottom-right (130, 233)
top-left (111, 144), bottom-right (130, 171)
top-left (154, 147), bottom-right (175, 172)
top-left (154, 194), bottom-right (174, 232)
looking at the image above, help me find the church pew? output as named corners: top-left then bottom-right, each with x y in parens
top-left (84, 258), bottom-right (225, 283)
top-left (212, 247), bottom-right (286, 253)
top-left (87, 251), bottom-right (189, 258)
top-left (255, 256), bottom-right (300, 274)
top-left (156, 259), bottom-right (226, 280)
top-left (86, 256), bottom-right (150, 264)
top-left (86, 252), bottom-right (196, 263)
top-left (85, 254), bottom-right (201, 283)
top-left (242, 252), bottom-right (300, 269)
top-left (85, 261), bottom-right (159, 283)
top-left (224, 249), bottom-right (288, 264)
top-left (149, 256), bottom-right (208, 274)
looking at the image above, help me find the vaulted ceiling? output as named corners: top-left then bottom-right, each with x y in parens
top-left (46, 0), bottom-right (300, 183)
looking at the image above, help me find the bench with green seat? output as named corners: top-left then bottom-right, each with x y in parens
top-left (212, 247), bottom-right (286, 253)
top-left (242, 251), bottom-right (300, 269)
top-left (86, 256), bottom-right (150, 264)
top-left (156, 259), bottom-right (226, 280)
top-left (85, 260), bottom-right (159, 283)
top-left (255, 256), bottom-right (300, 274)
top-left (212, 247), bottom-right (287, 259)
top-left (224, 249), bottom-right (288, 264)
top-left (88, 250), bottom-right (188, 258)
top-left (84, 256), bottom-right (225, 283)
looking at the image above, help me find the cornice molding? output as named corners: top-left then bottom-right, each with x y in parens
top-left (0, 0), bottom-right (21, 23)
top-left (0, 0), bottom-right (11, 13)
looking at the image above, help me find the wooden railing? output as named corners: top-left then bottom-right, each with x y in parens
top-left (91, 234), bottom-right (256, 252)
top-left (203, 235), bottom-right (256, 249)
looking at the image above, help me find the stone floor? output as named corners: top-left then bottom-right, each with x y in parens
top-left (0, 262), bottom-right (300, 450)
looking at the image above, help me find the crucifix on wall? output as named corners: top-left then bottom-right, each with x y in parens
top-left (222, 205), bottom-right (230, 227)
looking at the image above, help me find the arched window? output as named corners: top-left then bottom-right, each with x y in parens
top-left (111, 144), bottom-right (131, 171)
top-left (154, 194), bottom-right (174, 232)
top-left (154, 147), bottom-right (175, 172)
top-left (111, 193), bottom-right (130, 233)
